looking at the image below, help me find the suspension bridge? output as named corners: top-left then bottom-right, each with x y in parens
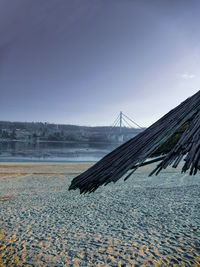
top-left (109, 111), bottom-right (143, 143)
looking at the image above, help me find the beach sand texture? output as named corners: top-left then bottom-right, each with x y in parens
top-left (0, 162), bottom-right (200, 266)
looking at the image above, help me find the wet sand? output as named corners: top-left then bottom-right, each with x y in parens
top-left (0, 162), bottom-right (200, 266)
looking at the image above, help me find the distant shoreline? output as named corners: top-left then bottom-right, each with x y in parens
top-left (0, 139), bottom-right (121, 145)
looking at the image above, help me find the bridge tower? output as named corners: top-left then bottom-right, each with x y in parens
top-left (119, 111), bottom-right (122, 134)
top-left (110, 112), bottom-right (143, 143)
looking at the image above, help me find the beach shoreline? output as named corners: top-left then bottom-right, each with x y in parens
top-left (0, 162), bottom-right (200, 266)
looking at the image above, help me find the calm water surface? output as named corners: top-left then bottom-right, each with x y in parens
top-left (0, 141), bottom-right (118, 162)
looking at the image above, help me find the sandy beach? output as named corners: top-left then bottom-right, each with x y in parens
top-left (0, 162), bottom-right (200, 266)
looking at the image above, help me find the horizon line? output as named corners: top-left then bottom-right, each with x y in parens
top-left (0, 119), bottom-right (146, 129)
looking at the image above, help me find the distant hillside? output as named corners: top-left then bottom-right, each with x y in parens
top-left (0, 121), bottom-right (145, 144)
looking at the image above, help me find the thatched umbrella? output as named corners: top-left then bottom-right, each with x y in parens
top-left (69, 90), bottom-right (200, 193)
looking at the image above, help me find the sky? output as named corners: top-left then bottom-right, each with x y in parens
top-left (0, 0), bottom-right (200, 127)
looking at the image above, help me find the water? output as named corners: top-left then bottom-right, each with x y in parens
top-left (0, 141), bottom-right (118, 162)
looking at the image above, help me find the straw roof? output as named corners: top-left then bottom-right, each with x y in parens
top-left (69, 91), bottom-right (200, 193)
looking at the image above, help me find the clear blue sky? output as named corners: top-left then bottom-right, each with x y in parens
top-left (0, 0), bottom-right (200, 127)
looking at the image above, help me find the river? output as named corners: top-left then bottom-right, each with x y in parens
top-left (0, 141), bottom-right (118, 162)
